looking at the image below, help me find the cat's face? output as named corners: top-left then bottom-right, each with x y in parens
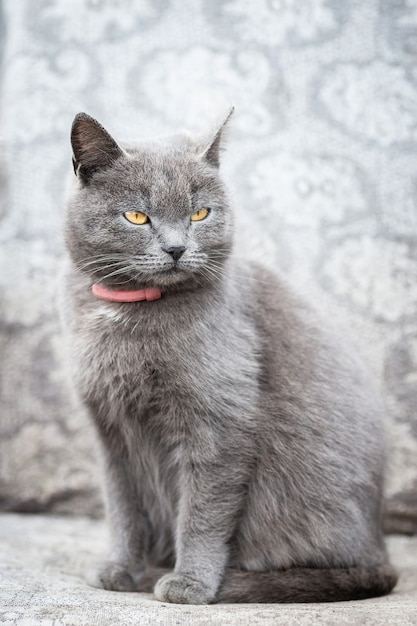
top-left (65, 113), bottom-right (234, 290)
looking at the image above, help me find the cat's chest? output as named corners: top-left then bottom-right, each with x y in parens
top-left (74, 302), bottom-right (207, 405)
top-left (71, 292), bottom-right (260, 429)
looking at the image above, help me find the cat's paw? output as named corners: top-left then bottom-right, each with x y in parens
top-left (86, 560), bottom-right (144, 592)
top-left (154, 572), bottom-right (215, 604)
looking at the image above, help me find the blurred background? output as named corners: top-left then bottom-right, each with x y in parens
top-left (0, 0), bottom-right (416, 532)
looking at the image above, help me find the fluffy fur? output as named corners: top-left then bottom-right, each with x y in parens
top-left (63, 111), bottom-right (397, 604)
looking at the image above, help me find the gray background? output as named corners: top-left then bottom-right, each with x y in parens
top-left (0, 0), bottom-right (416, 530)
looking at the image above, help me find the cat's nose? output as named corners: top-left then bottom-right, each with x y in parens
top-left (164, 246), bottom-right (186, 262)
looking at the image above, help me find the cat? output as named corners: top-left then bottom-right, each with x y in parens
top-left (63, 110), bottom-right (397, 604)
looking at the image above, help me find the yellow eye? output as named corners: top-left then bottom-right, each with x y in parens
top-left (124, 211), bottom-right (149, 225)
top-left (190, 208), bottom-right (209, 222)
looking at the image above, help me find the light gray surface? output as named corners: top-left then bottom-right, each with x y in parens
top-left (0, 513), bottom-right (416, 625)
top-left (0, 0), bottom-right (417, 527)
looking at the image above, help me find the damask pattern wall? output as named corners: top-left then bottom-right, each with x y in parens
top-left (0, 0), bottom-right (416, 529)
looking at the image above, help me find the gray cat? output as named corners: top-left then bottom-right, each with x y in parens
top-left (63, 110), bottom-right (397, 604)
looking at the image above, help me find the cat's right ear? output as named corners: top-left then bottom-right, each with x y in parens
top-left (71, 113), bottom-right (124, 184)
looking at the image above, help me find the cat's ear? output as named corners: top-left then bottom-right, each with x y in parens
top-left (200, 107), bottom-right (234, 168)
top-left (71, 113), bottom-right (124, 184)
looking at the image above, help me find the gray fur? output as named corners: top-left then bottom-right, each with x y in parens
top-left (63, 112), bottom-right (397, 604)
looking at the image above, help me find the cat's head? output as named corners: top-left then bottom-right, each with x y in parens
top-left (65, 111), bottom-right (234, 291)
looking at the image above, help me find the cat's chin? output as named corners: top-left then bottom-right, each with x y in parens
top-left (135, 268), bottom-right (218, 292)
top-left (149, 270), bottom-right (206, 289)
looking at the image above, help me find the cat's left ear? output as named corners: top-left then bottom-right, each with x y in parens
top-left (200, 107), bottom-right (234, 168)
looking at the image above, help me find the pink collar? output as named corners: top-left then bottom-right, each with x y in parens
top-left (92, 283), bottom-right (162, 302)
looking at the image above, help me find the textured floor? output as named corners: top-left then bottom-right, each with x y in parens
top-left (0, 513), bottom-right (416, 625)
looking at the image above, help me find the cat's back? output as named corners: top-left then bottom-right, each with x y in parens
top-left (246, 261), bottom-right (385, 471)
top-left (232, 262), bottom-right (387, 570)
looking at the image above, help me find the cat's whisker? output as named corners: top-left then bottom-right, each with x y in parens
top-left (206, 258), bottom-right (278, 287)
top-left (207, 252), bottom-right (229, 260)
top-left (195, 265), bottom-right (224, 285)
top-left (77, 260), bottom-right (131, 273)
top-left (205, 263), bottom-right (227, 276)
top-left (201, 258), bottom-right (279, 288)
top-left (99, 265), bottom-right (138, 282)
top-left (203, 268), bottom-right (225, 282)
top-left (76, 257), bottom-right (131, 272)
top-left (77, 252), bottom-right (150, 268)
top-left (78, 253), bottom-right (129, 263)
top-left (232, 273), bottom-right (278, 287)
top-left (205, 261), bottom-right (227, 275)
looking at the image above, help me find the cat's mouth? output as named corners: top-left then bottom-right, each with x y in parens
top-left (153, 262), bottom-right (197, 286)
top-left (139, 258), bottom-right (222, 289)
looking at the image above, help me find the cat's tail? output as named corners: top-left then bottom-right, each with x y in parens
top-left (217, 563), bottom-right (398, 603)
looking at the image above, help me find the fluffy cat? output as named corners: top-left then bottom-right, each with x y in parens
top-left (63, 110), bottom-right (397, 604)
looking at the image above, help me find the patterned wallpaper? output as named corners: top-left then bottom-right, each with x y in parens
top-left (0, 0), bottom-right (416, 530)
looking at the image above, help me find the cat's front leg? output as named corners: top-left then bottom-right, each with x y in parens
top-left (154, 448), bottom-right (248, 604)
top-left (154, 549), bottom-right (227, 605)
top-left (86, 427), bottom-right (148, 591)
